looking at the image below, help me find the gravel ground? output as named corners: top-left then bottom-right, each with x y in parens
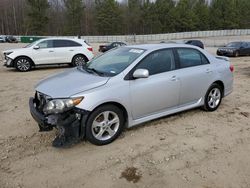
top-left (0, 41), bottom-right (250, 188)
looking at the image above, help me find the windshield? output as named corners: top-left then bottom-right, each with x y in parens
top-left (24, 39), bottom-right (43, 48)
top-left (226, 42), bottom-right (242, 48)
top-left (85, 47), bottom-right (145, 76)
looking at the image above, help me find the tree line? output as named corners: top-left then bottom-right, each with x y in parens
top-left (0, 0), bottom-right (249, 36)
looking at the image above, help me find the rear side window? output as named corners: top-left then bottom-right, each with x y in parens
top-left (177, 48), bottom-right (208, 68)
top-left (53, 40), bottom-right (81, 48)
top-left (136, 49), bottom-right (175, 75)
top-left (67, 40), bottom-right (82, 47)
top-left (242, 42), bottom-right (248, 48)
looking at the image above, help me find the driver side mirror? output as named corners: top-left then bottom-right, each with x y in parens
top-left (133, 69), bottom-right (149, 79)
top-left (33, 45), bottom-right (40, 50)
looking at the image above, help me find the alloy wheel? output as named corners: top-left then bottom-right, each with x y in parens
top-left (16, 58), bottom-right (31, 71)
top-left (207, 88), bottom-right (221, 109)
top-left (91, 111), bottom-right (120, 141)
top-left (74, 56), bottom-right (86, 66)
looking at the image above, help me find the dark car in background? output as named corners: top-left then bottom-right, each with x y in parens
top-left (185, 40), bottom-right (204, 49)
top-left (6, 35), bottom-right (18, 43)
top-left (0, 36), bottom-right (5, 43)
top-left (217, 42), bottom-right (250, 57)
top-left (99, 42), bottom-right (126, 53)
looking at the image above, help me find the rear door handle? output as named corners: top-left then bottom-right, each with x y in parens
top-left (69, 49), bottom-right (74, 51)
top-left (171, 76), bottom-right (177, 81)
top-left (49, 50), bottom-right (54, 53)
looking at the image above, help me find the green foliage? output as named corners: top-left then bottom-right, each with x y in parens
top-left (64, 0), bottom-right (85, 35)
top-left (236, 0), bottom-right (250, 29)
top-left (26, 0), bottom-right (50, 35)
top-left (23, 0), bottom-right (250, 35)
top-left (193, 0), bottom-right (210, 30)
top-left (127, 0), bottom-right (143, 34)
top-left (95, 0), bottom-right (123, 35)
top-left (173, 0), bottom-right (198, 32)
top-left (210, 0), bottom-right (239, 29)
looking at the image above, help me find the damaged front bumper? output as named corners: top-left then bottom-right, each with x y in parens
top-left (29, 97), bottom-right (89, 147)
top-left (3, 56), bottom-right (14, 67)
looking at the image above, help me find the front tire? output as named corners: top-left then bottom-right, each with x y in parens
top-left (86, 105), bottom-right (125, 145)
top-left (203, 83), bottom-right (223, 112)
top-left (234, 51), bottom-right (239, 57)
top-left (14, 57), bottom-right (32, 72)
top-left (72, 55), bottom-right (87, 67)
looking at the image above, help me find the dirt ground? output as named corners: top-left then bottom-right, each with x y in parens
top-left (0, 42), bottom-right (250, 188)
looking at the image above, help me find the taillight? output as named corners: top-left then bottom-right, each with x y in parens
top-left (87, 47), bottom-right (93, 52)
top-left (230, 65), bottom-right (234, 72)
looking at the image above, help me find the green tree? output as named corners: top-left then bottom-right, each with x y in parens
top-left (26, 0), bottom-right (49, 35)
top-left (141, 0), bottom-right (155, 34)
top-left (209, 0), bottom-right (239, 29)
top-left (154, 0), bottom-right (175, 33)
top-left (64, 0), bottom-right (84, 35)
top-left (127, 0), bottom-right (143, 34)
top-left (236, 0), bottom-right (250, 29)
top-left (173, 0), bottom-right (198, 32)
top-left (95, 0), bottom-right (123, 35)
top-left (193, 0), bottom-right (210, 31)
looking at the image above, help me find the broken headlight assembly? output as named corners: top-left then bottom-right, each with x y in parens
top-left (43, 97), bottom-right (83, 115)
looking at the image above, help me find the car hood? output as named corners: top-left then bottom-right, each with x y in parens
top-left (36, 68), bottom-right (110, 98)
top-left (3, 48), bottom-right (27, 54)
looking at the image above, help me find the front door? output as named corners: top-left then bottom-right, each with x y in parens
top-left (129, 49), bottom-right (180, 119)
top-left (32, 40), bottom-right (55, 64)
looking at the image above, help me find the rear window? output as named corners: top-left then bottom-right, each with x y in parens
top-left (177, 48), bottom-right (209, 68)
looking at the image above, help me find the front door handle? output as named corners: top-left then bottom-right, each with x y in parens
top-left (206, 69), bottom-right (213, 73)
top-left (49, 50), bottom-right (54, 53)
top-left (171, 76), bottom-right (177, 81)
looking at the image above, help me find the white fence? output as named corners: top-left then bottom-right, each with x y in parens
top-left (14, 29), bottom-right (250, 47)
top-left (82, 29), bottom-right (250, 43)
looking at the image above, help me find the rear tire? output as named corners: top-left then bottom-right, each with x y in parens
top-left (85, 105), bottom-right (125, 145)
top-left (14, 57), bottom-right (32, 72)
top-left (72, 55), bottom-right (87, 67)
top-left (203, 83), bottom-right (223, 112)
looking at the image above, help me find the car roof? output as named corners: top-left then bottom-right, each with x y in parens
top-left (125, 43), bottom-right (200, 51)
top-left (40, 37), bottom-right (82, 41)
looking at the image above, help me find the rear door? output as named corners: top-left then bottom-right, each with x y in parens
top-left (129, 49), bottom-right (180, 119)
top-left (53, 40), bottom-right (71, 63)
top-left (174, 48), bottom-right (215, 106)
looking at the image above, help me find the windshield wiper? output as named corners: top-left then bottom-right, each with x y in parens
top-left (79, 65), bottom-right (105, 76)
top-left (88, 68), bottom-right (105, 76)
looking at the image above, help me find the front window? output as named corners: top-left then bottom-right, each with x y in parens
top-left (37, 40), bottom-right (53, 48)
top-left (86, 47), bottom-right (145, 76)
top-left (136, 49), bottom-right (175, 75)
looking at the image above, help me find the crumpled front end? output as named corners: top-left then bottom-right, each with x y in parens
top-left (29, 92), bottom-right (89, 148)
top-left (3, 54), bottom-right (14, 67)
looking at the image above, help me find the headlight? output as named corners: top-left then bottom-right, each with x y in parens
top-left (43, 97), bottom-right (83, 115)
top-left (4, 51), bottom-right (13, 56)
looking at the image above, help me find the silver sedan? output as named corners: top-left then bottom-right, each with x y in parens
top-left (29, 44), bottom-right (234, 147)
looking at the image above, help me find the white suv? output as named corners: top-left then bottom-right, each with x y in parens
top-left (3, 38), bottom-right (94, 71)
